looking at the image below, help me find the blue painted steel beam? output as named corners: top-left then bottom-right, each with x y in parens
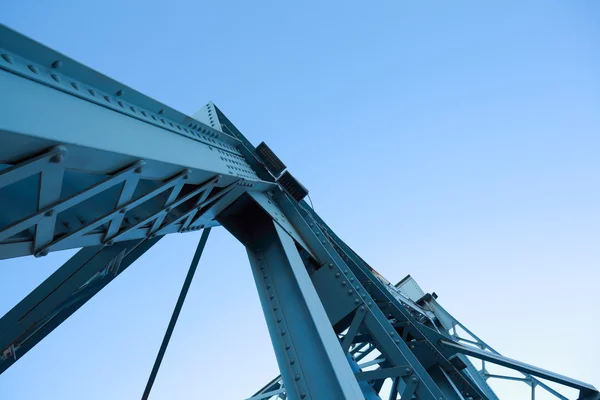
top-left (219, 198), bottom-right (364, 400)
top-left (441, 340), bottom-right (598, 395)
top-left (0, 237), bottom-right (161, 374)
top-left (0, 24), bottom-right (274, 260)
top-left (272, 192), bottom-right (464, 400)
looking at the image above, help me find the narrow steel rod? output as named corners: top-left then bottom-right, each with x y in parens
top-left (141, 228), bottom-right (211, 400)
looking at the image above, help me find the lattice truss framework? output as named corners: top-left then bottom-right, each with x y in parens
top-left (0, 24), bottom-right (597, 400)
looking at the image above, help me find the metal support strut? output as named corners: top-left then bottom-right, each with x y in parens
top-left (141, 228), bottom-right (211, 400)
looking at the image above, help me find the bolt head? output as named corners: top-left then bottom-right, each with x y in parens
top-left (50, 153), bottom-right (65, 164)
top-left (34, 249), bottom-right (49, 258)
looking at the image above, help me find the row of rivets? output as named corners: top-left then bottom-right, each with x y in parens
top-left (307, 217), bottom-right (462, 399)
top-left (0, 50), bottom-right (241, 155)
top-left (256, 251), bottom-right (309, 399)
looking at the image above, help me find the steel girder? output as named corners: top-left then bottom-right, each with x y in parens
top-left (0, 237), bottom-right (161, 374)
top-left (0, 24), bottom-right (273, 259)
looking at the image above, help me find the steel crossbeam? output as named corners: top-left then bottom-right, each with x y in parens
top-left (0, 23), bottom-right (598, 400)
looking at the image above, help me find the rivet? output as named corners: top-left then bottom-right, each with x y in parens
top-left (273, 307), bottom-right (278, 311)
top-left (158, 109), bottom-right (164, 115)
top-left (104, 96), bottom-right (111, 102)
top-left (165, 208), bottom-right (171, 213)
top-left (269, 295), bottom-right (274, 300)
top-left (344, 270), bottom-right (348, 273)
top-left (349, 278), bottom-right (354, 282)
top-left (116, 90), bottom-right (124, 96)
top-left (328, 263), bottom-right (334, 269)
top-left (263, 275), bottom-right (267, 279)
top-left (295, 374), bottom-right (301, 381)
top-left (341, 281), bottom-right (347, 286)
top-left (52, 60), bottom-right (62, 68)
top-left (106, 240), bottom-right (114, 246)
top-left (405, 367), bottom-right (412, 375)
top-left (290, 359), bottom-right (295, 365)
top-left (367, 302), bottom-right (372, 307)
top-left (359, 306), bottom-right (365, 312)
top-left (285, 345), bottom-right (291, 350)
top-left (354, 298), bottom-right (360, 304)
top-left (150, 233), bottom-right (156, 238)
top-left (1, 54), bottom-right (13, 64)
top-left (50, 153), bottom-right (65, 164)
top-left (51, 74), bottom-right (60, 82)
top-left (389, 331), bottom-right (395, 335)
top-left (119, 208), bottom-right (127, 214)
top-left (281, 331), bottom-right (286, 336)
top-left (277, 318), bottom-right (281, 323)
top-left (182, 174), bottom-right (189, 180)
top-left (300, 393), bottom-right (306, 398)
top-left (88, 89), bottom-right (96, 96)
top-left (44, 209), bottom-right (55, 217)
top-left (27, 65), bottom-right (39, 73)
top-left (34, 249), bottom-right (49, 258)
top-left (411, 376), bottom-right (418, 384)
top-left (335, 272), bottom-right (340, 278)
top-left (348, 289), bottom-right (353, 295)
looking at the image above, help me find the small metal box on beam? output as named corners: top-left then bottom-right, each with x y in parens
top-left (256, 142), bottom-right (287, 177)
top-left (277, 171), bottom-right (308, 202)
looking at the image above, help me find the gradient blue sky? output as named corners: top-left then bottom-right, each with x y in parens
top-left (1, 1), bottom-right (599, 399)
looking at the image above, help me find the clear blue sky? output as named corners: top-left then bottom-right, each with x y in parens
top-left (1, 1), bottom-right (599, 399)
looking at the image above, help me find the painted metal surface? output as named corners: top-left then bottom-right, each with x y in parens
top-left (0, 24), bottom-right (597, 400)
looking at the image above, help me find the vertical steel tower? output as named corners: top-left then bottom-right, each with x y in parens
top-left (0, 25), bottom-right (597, 400)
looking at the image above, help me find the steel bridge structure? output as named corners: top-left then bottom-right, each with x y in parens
top-left (0, 25), bottom-right (597, 400)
